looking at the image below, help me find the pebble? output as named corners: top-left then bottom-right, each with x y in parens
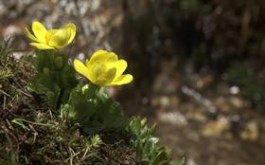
top-left (240, 121), bottom-right (259, 141)
top-left (158, 111), bottom-right (188, 127)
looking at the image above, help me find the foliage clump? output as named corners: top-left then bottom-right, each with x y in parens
top-left (1, 20), bottom-right (172, 164)
top-left (126, 117), bottom-right (172, 164)
top-left (0, 38), bottom-right (137, 164)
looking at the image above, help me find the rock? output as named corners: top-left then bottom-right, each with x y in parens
top-left (2, 25), bottom-right (23, 38)
top-left (202, 117), bottom-right (229, 137)
top-left (230, 96), bottom-right (244, 109)
top-left (186, 110), bottom-right (207, 123)
top-left (240, 121), bottom-right (259, 141)
top-left (229, 86), bottom-right (240, 95)
top-left (213, 96), bottom-right (232, 113)
top-left (160, 96), bottom-right (170, 107)
top-left (158, 111), bottom-right (188, 127)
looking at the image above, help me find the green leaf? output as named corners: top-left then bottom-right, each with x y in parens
top-left (61, 84), bottom-right (125, 135)
top-left (29, 50), bottom-right (78, 111)
top-left (126, 117), bottom-right (172, 164)
top-left (178, 157), bottom-right (186, 165)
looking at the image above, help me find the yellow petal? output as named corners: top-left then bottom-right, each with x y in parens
top-left (113, 60), bottom-right (127, 79)
top-left (73, 59), bottom-right (91, 81)
top-left (47, 23), bottom-right (76, 49)
top-left (77, 50), bottom-right (133, 86)
top-left (86, 50), bottom-right (118, 67)
top-left (93, 67), bottom-right (116, 86)
top-left (25, 28), bottom-right (39, 42)
top-left (30, 42), bottom-right (54, 49)
top-left (110, 74), bottom-right (133, 86)
top-left (32, 21), bottom-right (47, 43)
top-left (65, 23), bottom-right (76, 44)
top-left (48, 29), bottom-right (70, 49)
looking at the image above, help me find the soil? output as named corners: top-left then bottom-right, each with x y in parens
top-left (0, 49), bottom-right (137, 164)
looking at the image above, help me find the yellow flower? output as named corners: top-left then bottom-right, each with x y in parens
top-left (73, 50), bottom-right (133, 86)
top-left (26, 21), bottom-right (76, 49)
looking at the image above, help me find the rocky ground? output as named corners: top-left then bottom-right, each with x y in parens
top-left (118, 56), bottom-right (265, 165)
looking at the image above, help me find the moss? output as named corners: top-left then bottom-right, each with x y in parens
top-left (0, 38), bottom-right (137, 165)
top-left (0, 38), bottom-right (171, 165)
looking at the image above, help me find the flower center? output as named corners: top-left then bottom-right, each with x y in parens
top-left (92, 63), bottom-right (116, 85)
top-left (46, 30), bottom-right (70, 48)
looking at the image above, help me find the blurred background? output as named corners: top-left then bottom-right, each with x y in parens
top-left (1, 0), bottom-right (265, 164)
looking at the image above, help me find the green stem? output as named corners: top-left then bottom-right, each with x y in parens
top-left (87, 83), bottom-right (101, 98)
top-left (54, 88), bottom-right (64, 111)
